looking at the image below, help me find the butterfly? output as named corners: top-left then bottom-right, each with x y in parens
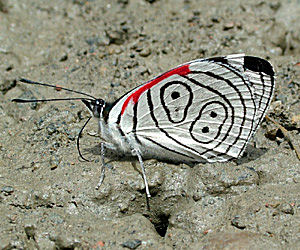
top-left (13, 54), bottom-right (275, 198)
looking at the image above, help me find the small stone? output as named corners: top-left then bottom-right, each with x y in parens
top-left (59, 53), bottom-right (68, 62)
top-left (139, 47), bottom-right (151, 57)
top-left (46, 123), bottom-right (57, 135)
top-left (0, 0), bottom-right (9, 13)
top-left (138, 66), bottom-right (149, 76)
top-left (1, 186), bottom-right (14, 195)
top-left (231, 215), bottom-right (246, 229)
top-left (86, 35), bottom-right (110, 46)
top-left (121, 239), bottom-right (142, 249)
top-left (264, 128), bottom-right (275, 141)
top-left (106, 29), bottom-right (126, 45)
top-left (291, 115), bottom-right (300, 125)
top-left (269, 2), bottom-right (281, 10)
top-left (223, 22), bottom-right (234, 30)
top-left (49, 155), bottom-right (61, 170)
top-left (50, 233), bottom-right (81, 249)
top-left (114, 69), bottom-right (121, 78)
top-left (211, 17), bottom-right (220, 23)
top-left (24, 224), bottom-right (36, 239)
top-left (192, 193), bottom-right (202, 201)
top-left (118, 0), bottom-right (129, 4)
top-left (279, 203), bottom-right (294, 215)
top-left (0, 78), bottom-right (16, 94)
top-left (118, 201), bottom-right (129, 213)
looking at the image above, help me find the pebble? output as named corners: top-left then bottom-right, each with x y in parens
top-left (121, 239), bottom-right (142, 249)
top-left (86, 35), bottom-right (110, 46)
top-left (279, 203), bottom-right (294, 215)
top-left (1, 186), bottom-right (14, 195)
top-left (106, 29), bottom-right (126, 45)
top-left (139, 47), bottom-right (151, 57)
top-left (223, 22), bottom-right (235, 30)
top-left (24, 224), bottom-right (36, 239)
top-left (231, 215), bottom-right (246, 229)
top-left (0, 78), bottom-right (16, 94)
top-left (46, 123), bottom-right (57, 135)
top-left (50, 233), bottom-right (81, 249)
top-left (59, 53), bottom-right (68, 62)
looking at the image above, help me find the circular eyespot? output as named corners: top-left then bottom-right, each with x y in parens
top-left (202, 126), bottom-right (209, 133)
top-left (171, 91), bottom-right (180, 100)
top-left (210, 111), bottom-right (217, 118)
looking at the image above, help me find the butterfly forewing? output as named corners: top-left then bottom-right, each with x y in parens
top-left (107, 54), bottom-right (275, 162)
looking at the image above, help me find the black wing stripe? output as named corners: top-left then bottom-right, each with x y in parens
top-left (183, 71), bottom-right (248, 156)
top-left (204, 57), bottom-right (258, 157)
top-left (132, 102), bottom-right (142, 145)
top-left (215, 56), bottom-right (274, 156)
top-left (143, 137), bottom-right (195, 159)
top-left (147, 88), bottom-right (202, 156)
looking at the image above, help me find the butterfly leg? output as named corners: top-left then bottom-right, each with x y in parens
top-left (95, 142), bottom-right (106, 190)
top-left (131, 149), bottom-right (151, 198)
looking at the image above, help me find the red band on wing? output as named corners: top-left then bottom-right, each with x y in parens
top-left (121, 64), bottom-right (190, 115)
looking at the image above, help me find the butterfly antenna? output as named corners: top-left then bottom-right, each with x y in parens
top-left (77, 116), bottom-right (92, 162)
top-left (12, 97), bottom-right (95, 103)
top-left (18, 78), bottom-right (96, 99)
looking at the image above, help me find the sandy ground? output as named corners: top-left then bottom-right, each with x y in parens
top-left (1, 0), bottom-right (300, 249)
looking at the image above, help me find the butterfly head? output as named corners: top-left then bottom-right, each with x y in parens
top-left (82, 98), bottom-right (105, 118)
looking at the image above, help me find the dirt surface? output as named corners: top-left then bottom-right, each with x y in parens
top-left (1, 0), bottom-right (300, 249)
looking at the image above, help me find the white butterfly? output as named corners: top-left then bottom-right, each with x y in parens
top-left (14, 54), bottom-right (275, 198)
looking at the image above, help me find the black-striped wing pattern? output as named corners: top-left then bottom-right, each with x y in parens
top-left (107, 54), bottom-right (275, 162)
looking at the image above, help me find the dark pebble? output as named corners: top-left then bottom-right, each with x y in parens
top-left (121, 239), bottom-right (142, 249)
top-left (231, 215), bottom-right (246, 229)
top-left (59, 53), bottom-right (68, 62)
top-left (0, 78), bottom-right (16, 94)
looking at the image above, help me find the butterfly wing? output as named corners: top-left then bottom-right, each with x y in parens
top-left (107, 54), bottom-right (275, 162)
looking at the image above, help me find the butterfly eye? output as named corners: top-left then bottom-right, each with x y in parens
top-left (93, 99), bottom-right (105, 118)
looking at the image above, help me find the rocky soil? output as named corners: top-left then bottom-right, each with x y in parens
top-left (0, 0), bottom-right (299, 249)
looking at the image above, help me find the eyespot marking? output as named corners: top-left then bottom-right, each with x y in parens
top-left (210, 111), bottom-right (217, 118)
top-left (202, 126), bottom-right (209, 133)
top-left (171, 91), bottom-right (180, 100)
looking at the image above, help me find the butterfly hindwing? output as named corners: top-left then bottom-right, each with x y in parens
top-left (206, 54), bottom-right (275, 134)
top-left (107, 54), bottom-right (275, 162)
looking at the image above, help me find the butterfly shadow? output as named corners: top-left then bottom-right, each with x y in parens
top-left (235, 145), bottom-right (268, 165)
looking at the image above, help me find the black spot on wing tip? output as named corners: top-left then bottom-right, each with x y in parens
top-left (244, 56), bottom-right (274, 76)
top-left (207, 56), bottom-right (228, 65)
